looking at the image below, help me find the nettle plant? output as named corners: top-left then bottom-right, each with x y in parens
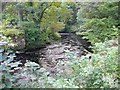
top-left (64, 39), bottom-right (118, 88)
top-left (0, 34), bottom-right (41, 88)
top-left (0, 46), bottom-right (44, 88)
top-left (0, 34), bottom-right (15, 88)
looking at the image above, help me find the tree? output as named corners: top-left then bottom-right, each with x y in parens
top-left (77, 2), bottom-right (118, 44)
top-left (4, 2), bottom-right (72, 48)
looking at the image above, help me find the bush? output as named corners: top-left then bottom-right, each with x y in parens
top-left (22, 21), bottom-right (65, 49)
top-left (21, 21), bottom-right (50, 49)
top-left (64, 39), bottom-right (118, 88)
top-left (2, 28), bottom-right (23, 37)
top-left (77, 18), bottom-right (118, 44)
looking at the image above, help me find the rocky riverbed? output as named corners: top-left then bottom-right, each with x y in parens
top-left (14, 36), bottom-right (90, 69)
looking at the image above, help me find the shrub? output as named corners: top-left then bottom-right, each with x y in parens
top-left (22, 21), bottom-right (65, 49)
top-left (77, 18), bottom-right (118, 44)
top-left (2, 28), bottom-right (24, 37)
top-left (21, 21), bottom-right (50, 49)
top-left (64, 39), bottom-right (118, 88)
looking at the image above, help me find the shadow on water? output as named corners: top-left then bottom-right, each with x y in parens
top-left (14, 51), bottom-right (40, 66)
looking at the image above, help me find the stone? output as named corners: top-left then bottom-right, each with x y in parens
top-left (12, 35), bottom-right (25, 50)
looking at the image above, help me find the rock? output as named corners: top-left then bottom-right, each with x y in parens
top-left (12, 35), bottom-right (25, 50)
top-left (47, 47), bottom-right (64, 55)
top-left (47, 43), bottom-right (62, 49)
top-left (46, 54), bottom-right (67, 60)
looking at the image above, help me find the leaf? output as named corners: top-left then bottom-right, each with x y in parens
top-left (0, 84), bottom-right (6, 89)
top-left (5, 81), bottom-right (12, 88)
top-left (8, 62), bottom-right (21, 68)
top-left (25, 61), bottom-right (40, 67)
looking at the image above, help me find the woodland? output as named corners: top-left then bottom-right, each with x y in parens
top-left (0, 1), bottom-right (119, 88)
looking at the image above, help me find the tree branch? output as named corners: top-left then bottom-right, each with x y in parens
top-left (39, 2), bottom-right (53, 23)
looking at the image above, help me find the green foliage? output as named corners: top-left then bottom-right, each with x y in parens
top-left (77, 18), bottom-right (118, 44)
top-left (2, 3), bottom-right (18, 26)
top-left (0, 34), bottom-right (16, 50)
top-left (77, 2), bottom-right (118, 44)
top-left (64, 39), bottom-right (118, 88)
top-left (2, 2), bottom-right (73, 50)
top-left (24, 23), bottom-right (40, 47)
top-left (21, 21), bottom-right (49, 49)
top-left (2, 28), bottom-right (23, 37)
top-left (0, 35), bottom-right (16, 88)
top-left (5, 2), bottom-right (72, 49)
